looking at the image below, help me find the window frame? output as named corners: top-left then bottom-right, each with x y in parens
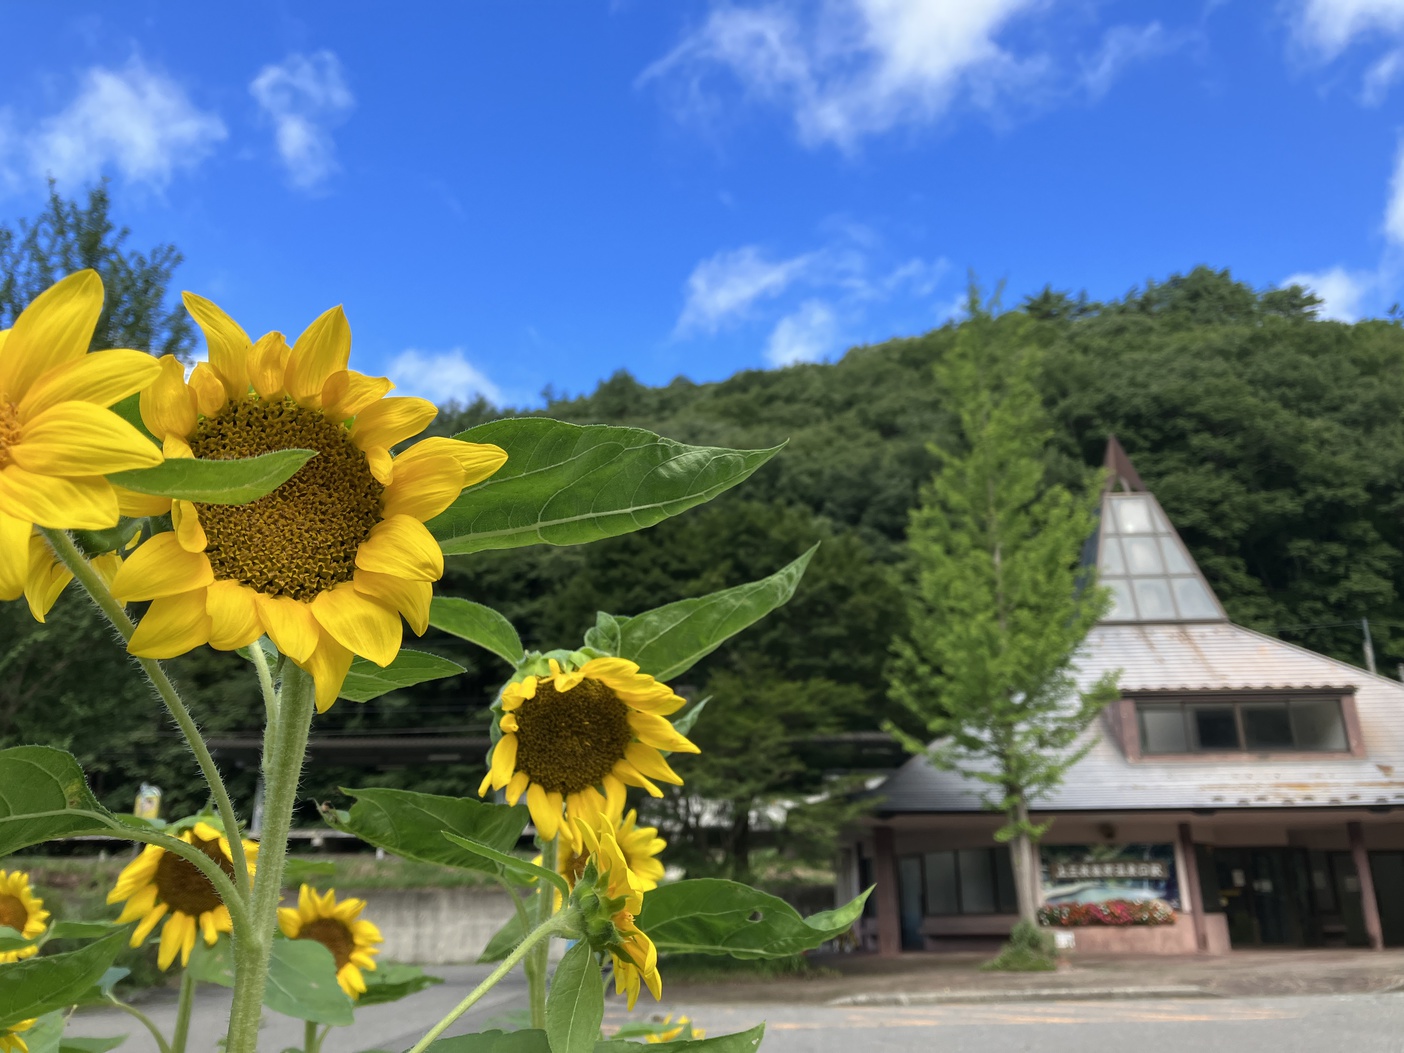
top-left (902, 846), bottom-right (1019, 917)
top-left (1114, 690), bottom-right (1361, 760)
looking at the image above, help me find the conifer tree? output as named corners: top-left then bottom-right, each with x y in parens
top-left (887, 297), bottom-right (1118, 924)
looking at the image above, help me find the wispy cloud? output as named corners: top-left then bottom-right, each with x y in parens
top-left (23, 59), bottom-right (225, 190)
top-left (1291, 0), bottom-right (1404, 60)
top-left (250, 51), bottom-right (354, 190)
top-left (1281, 265), bottom-right (1373, 320)
top-left (766, 299), bottom-right (840, 365)
top-left (675, 245), bottom-right (818, 335)
top-left (387, 348), bottom-right (502, 406)
top-left (1080, 23), bottom-right (1177, 100)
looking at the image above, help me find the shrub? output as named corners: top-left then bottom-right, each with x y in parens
top-left (981, 920), bottom-right (1057, 972)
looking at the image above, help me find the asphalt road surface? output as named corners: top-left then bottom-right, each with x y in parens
top-left (64, 964), bottom-right (1404, 1053)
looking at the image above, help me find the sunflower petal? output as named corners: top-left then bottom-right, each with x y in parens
top-left (285, 305), bottom-right (351, 404)
top-left (206, 579), bottom-right (264, 650)
top-left (526, 783), bottom-right (560, 841)
top-left (187, 362), bottom-right (229, 417)
top-left (304, 632), bottom-right (354, 713)
top-left (157, 912), bottom-right (185, 970)
top-left (11, 401), bottom-right (161, 476)
top-left (18, 348), bottom-right (163, 418)
top-left (172, 500), bottom-right (208, 553)
top-left (311, 582), bottom-right (402, 667)
top-left (253, 593), bottom-right (320, 664)
top-left (349, 397), bottom-right (437, 451)
top-left (322, 370), bottom-right (393, 421)
top-left (182, 292), bottom-right (252, 396)
top-left (139, 355), bottom-right (197, 441)
top-left (0, 270), bottom-right (102, 402)
top-left (488, 733), bottom-right (517, 791)
top-left (352, 569), bottom-right (431, 635)
top-left (380, 449), bottom-right (467, 522)
top-left (249, 331), bottom-right (291, 399)
top-left (625, 743), bottom-right (684, 785)
top-left (114, 485), bottom-right (172, 517)
top-left (396, 436), bottom-right (508, 488)
top-left (0, 468), bottom-right (117, 530)
top-left (128, 590), bottom-right (213, 659)
top-left (111, 532), bottom-right (213, 602)
top-left (355, 515), bottom-right (444, 581)
top-left (24, 534), bottom-right (71, 622)
top-left (131, 902), bottom-right (168, 946)
top-left (0, 512), bottom-right (31, 601)
top-left (627, 711), bottom-right (700, 754)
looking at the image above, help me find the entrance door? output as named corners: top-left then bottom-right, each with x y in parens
top-left (1210, 847), bottom-right (1317, 947)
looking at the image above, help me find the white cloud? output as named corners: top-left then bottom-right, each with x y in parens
top-left (1080, 23), bottom-right (1172, 100)
top-left (1386, 138), bottom-right (1404, 245)
top-left (1293, 0), bottom-right (1404, 59)
top-left (387, 348), bottom-right (502, 406)
top-left (250, 51), bottom-right (354, 190)
top-left (27, 59), bottom-right (225, 189)
top-left (766, 299), bottom-right (840, 365)
top-left (675, 245), bottom-right (817, 334)
top-left (1361, 45), bottom-right (1404, 101)
top-left (1281, 266), bottom-right (1372, 320)
top-left (642, 0), bottom-right (1048, 151)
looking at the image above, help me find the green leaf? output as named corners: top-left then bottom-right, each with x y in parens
top-left (582, 612), bottom-right (621, 655)
top-left (545, 941), bottom-right (603, 1053)
top-left (635, 880), bottom-right (869, 959)
top-left (477, 911), bottom-right (528, 963)
top-left (108, 449), bottom-right (317, 504)
top-left (441, 832), bottom-right (570, 898)
top-left (72, 967), bottom-right (130, 1006)
top-left (324, 787), bottom-right (528, 878)
top-left (425, 1033), bottom-right (548, 1053)
top-left (0, 928), bottom-right (130, 1029)
top-left (0, 746), bottom-right (113, 856)
top-left (0, 924), bottom-right (36, 952)
top-left (61, 1038), bottom-right (128, 1053)
top-left (670, 698), bottom-right (709, 739)
top-left (429, 598), bottom-right (524, 666)
top-left (16, 1010), bottom-right (65, 1053)
top-left (265, 940), bottom-right (354, 1024)
top-left (596, 1026), bottom-right (765, 1052)
top-left (49, 921), bottom-right (118, 941)
top-left (338, 649), bottom-right (465, 703)
top-left (429, 419), bottom-right (783, 555)
top-left (281, 858), bottom-right (337, 887)
top-left (356, 963), bottom-right (443, 1007)
top-left (185, 936), bottom-right (234, 985)
top-left (610, 546), bottom-right (817, 681)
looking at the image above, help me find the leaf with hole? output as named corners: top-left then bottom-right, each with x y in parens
top-left (109, 449), bottom-right (317, 504)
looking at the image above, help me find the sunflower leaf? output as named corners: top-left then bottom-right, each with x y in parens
top-left (265, 940), bottom-right (354, 1024)
top-left (0, 746), bottom-right (115, 856)
top-left (429, 598), bottom-right (524, 666)
top-left (582, 612), bottom-right (621, 655)
top-left (670, 697), bottom-right (709, 739)
top-left (338, 650), bottom-right (466, 703)
top-left (108, 448), bottom-right (317, 505)
top-left (61, 1038), bottom-right (129, 1053)
top-left (606, 545), bottom-right (817, 682)
top-left (422, 1029), bottom-right (766, 1053)
top-left (595, 1026), bottom-right (766, 1052)
top-left (0, 928), bottom-right (130, 1029)
top-left (324, 788), bottom-right (528, 879)
top-left (442, 832), bottom-right (571, 899)
top-left (546, 940), bottom-right (604, 1053)
top-left (356, 963), bottom-right (443, 1007)
top-left (0, 925), bottom-right (35, 952)
top-left (430, 419), bottom-right (783, 555)
top-left (634, 879), bottom-right (870, 959)
top-left (477, 911), bottom-right (528, 963)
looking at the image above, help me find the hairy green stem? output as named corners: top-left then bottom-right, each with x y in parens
top-left (407, 913), bottom-right (571, 1053)
top-left (250, 642), bottom-right (280, 777)
top-left (107, 995), bottom-right (174, 1053)
top-left (303, 1020), bottom-right (318, 1053)
top-left (170, 970), bottom-right (196, 1053)
top-left (224, 662), bottom-right (316, 1053)
top-left (41, 527), bottom-right (252, 899)
top-left (528, 836), bottom-right (559, 1030)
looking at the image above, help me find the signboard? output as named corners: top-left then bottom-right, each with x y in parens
top-left (1041, 843), bottom-right (1180, 909)
top-left (1050, 860), bottom-right (1168, 881)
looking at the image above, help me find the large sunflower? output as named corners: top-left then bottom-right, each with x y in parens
top-left (0, 869), bottom-right (49, 962)
top-left (107, 820), bottom-right (259, 970)
top-left (576, 816), bottom-right (662, 1011)
top-left (110, 294), bottom-right (507, 711)
top-left (0, 1020), bottom-right (34, 1053)
top-left (278, 884), bottom-right (382, 998)
top-left (0, 270), bottom-right (163, 609)
top-left (478, 657), bottom-right (699, 843)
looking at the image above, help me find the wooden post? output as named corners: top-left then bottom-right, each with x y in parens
top-left (873, 825), bottom-right (902, 957)
top-left (1177, 822), bottom-right (1208, 952)
top-left (1348, 821), bottom-right (1385, 950)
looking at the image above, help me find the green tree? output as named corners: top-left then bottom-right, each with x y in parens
top-left (886, 300), bottom-right (1117, 924)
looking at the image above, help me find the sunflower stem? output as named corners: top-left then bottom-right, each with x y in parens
top-left (39, 527), bottom-right (253, 902)
top-left (406, 911), bottom-right (574, 1053)
top-left (527, 835), bottom-right (558, 1030)
top-left (106, 995), bottom-right (174, 1053)
top-left (303, 1019), bottom-right (317, 1053)
top-left (225, 662), bottom-right (316, 1053)
top-left (171, 969), bottom-right (196, 1053)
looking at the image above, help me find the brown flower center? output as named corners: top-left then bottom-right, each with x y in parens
top-left (0, 893), bottom-right (28, 932)
top-left (513, 677), bottom-right (633, 796)
top-left (297, 917), bottom-right (355, 970)
top-left (191, 397), bottom-right (384, 601)
top-left (154, 832), bottom-right (236, 917)
top-left (0, 402), bottom-right (20, 469)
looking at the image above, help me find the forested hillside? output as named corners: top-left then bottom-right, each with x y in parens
top-left (6, 248), bottom-right (1404, 875)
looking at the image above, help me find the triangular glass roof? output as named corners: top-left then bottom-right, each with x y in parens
top-left (1096, 438), bottom-right (1227, 624)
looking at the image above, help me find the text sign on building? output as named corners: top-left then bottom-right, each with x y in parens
top-left (1049, 860), bottom-right (1168, 881)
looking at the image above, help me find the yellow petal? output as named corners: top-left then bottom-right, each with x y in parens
top-left (396, 436), bottom-right (508, 488)
top-left (172, 500), bottom-right (207, 553)
top-left (355, 515), bottom-right (443, 582)
top-left (625, 743), bottom-right (684, 786)
top-left (111, 532), bottom-right (213, 602)
top-left (505, 771), bottom-right (529, 805)
top-left (349, 397), bottom-right (437, 451)
top-left (488, 733), bottom-right (518, 790)
top-left (206, 579), bottom-right (263, 650)
top-left (526, 783), bottom-right (560, 841)
top-left (114, 485), bottom-right (172, 517)
top-left (18, 348), bottom-right (162, 418)
top-left (24, 533), bottom-right (71, 622)
top-left (366, 446), bottom-right (394, 485)
top-left (11, 401), bottom-right (162, 476)
top-left (139, 355), bottom-right (196, 440)
top-left (311, 582), bottom-right (402, 667)
top-left (612, 759), bottom-right (663, 798)
top-left (182, 292), bottom-right (252, 396)
top-left (627, 711), bottom-right (700, 754)
top-left (253, 593), bottom-right (319, 664)
top-left (303, 632), bottom-right (354, 713)
top-left (0, 270), bottom-right (102, 402)
top-left (187, 362), bottom-right (228, 417)
top-left (284, 305), bottom-right (351, 405)
top-left (322, 370), bottom-right (392, 421)
top-left (0, 512), bottom-right (31, 600)
top-left (0, 468), bottom-right (118, 530)
top-left (128, 589), bottom-right (213, 660)
top-left (131, 902), bottom-right (168, 946)
top-left (248, 331), bottom-right (291, 399)
top-left (157, 911), bottom-right (186, 970)
top-left (352, 569), bottom-right (431, 635)
top-left (380, 449), bottom-right (466, 522)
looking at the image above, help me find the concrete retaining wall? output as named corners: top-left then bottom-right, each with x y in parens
top-left (350, 887), bottom-right (518, 964)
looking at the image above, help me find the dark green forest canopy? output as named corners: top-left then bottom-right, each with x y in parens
top-left (6, 264), bottom-right (1403, 825)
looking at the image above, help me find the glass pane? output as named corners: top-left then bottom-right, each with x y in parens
top-left (1191, 705), bottom-right (1240, 750)
top-left (1114, 496), bottom-right (1155, 534)
top-left (994, 848), bottom-right (1018, 913)
top-left (1104, 579), bottom-right (1136, 620)
top-left (1242, 702), bottom-right (1293, 749)
top-left (1173, 577), bottom-right (1219, 619)
top-left (1161, 538), bottom-right (1193, 574)
top-left (899, 856), bottom-right (924, 950)
top-left (1139, 704), bottom-right (1189, 753)
top-left (1100, 537), bottom-right (1125, 574)
top-left (1133, 578), bottom-right (1175, 619)
top-left (923, 851), bottom-right (959, 915)
top-left (1124, 537), bottom-right (1164, 574)
top-left (1291, 698), bottom-right (1348, 751)
top-left (958, 849), bottom-right (996, 914)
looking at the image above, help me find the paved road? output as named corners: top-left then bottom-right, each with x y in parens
top-left (65, 966), bottom-right (1404, 1053)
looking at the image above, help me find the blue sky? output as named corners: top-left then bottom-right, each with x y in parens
top-left (3, 1), bottom-right (1404, 408)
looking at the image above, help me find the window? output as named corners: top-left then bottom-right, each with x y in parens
top-left (1136, 696), bottom-right (1349, 754)
top-left (912, 847), bottom-right (1018, 915)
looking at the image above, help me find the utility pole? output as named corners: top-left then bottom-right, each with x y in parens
top-left (1362, 617), bottom-right (1378, 676)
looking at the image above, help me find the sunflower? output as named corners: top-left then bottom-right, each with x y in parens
top-left (558, 803), bottom-right (666, 893)
top-left (278, 884), bottom-right (383, 998)
top-left (107, 820), bottom-right (259, 970)
top-left (0, 270), bottom-right (163, 610)
top-left (25, 534), bottom-right (122, 622)
top-left (576, 815), bottom-right (662, 1011)
top-left (0, 870), bottom-right (49, 963)
top-left (478, 657), bottom-right (699, 843)
top-left (647, 1016), bottom-right (704, 1043)
top-left (0, 1020), bottom-right (34, 1053)
top-left (110, 294), bottom-right (507, 711)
